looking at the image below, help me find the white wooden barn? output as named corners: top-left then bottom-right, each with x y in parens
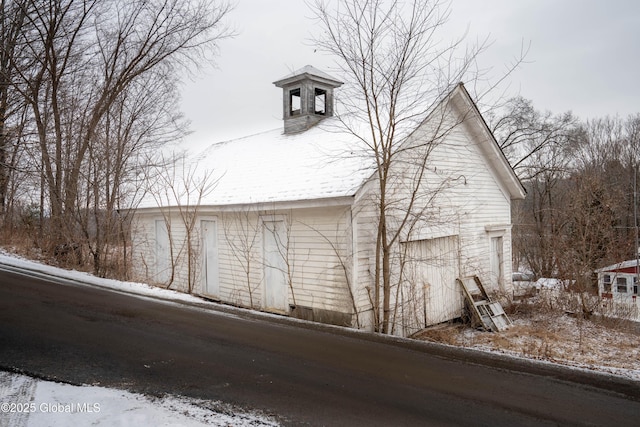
top-left (131, 66), bottom-right (525, 336)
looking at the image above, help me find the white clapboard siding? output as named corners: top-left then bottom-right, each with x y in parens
top-left (133, 206), bottom-right (353, 314)
top-left (217, 211), bottom-right (263, 308)
top-left (131, 211), bottom-right (199, 293)
top-left (350, 98), bottom-right (516, 334)
top-left (285, 207), bottom-right (353, 312)
top-left (130, 85), bottom-right (520, 337)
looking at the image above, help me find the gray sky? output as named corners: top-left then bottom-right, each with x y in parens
top-left (180, 0), bottom-right (640, 147)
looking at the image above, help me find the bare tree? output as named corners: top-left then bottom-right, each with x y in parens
top-left (8, 0), bottom-right (232, 261)
top-left (223, 209), bottom-right (262, 308)
top-left (489, 96), bottom-right (577, 179)
top-left (512, 138), bottom-right (572, 277)
top-left (310, 0), bottom-right (524, 333)
top-left (564, 117), bottom-right (638, 268)
top-left (146, 153), bottom-right (217, 293)
top-left (78, 71), bottom-right (187, 277)
top-left (510, 111), bottom-right (640, 297)
top-left (0, 0), bottom-right (29, 226)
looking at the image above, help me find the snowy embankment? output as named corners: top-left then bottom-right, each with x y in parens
top-left (0, 251), bottom-right (279, 426)
top-left (0, 371), bottom-right (277, 427)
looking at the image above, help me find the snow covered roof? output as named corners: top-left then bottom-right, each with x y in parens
top-left (141, 119), bottom-right (375, 208)
top-left (137, 83), bottom-right (523, 210)
top-left (273, 65), bottom-right (343, 88)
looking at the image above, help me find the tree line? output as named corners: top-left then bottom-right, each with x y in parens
top-left (490, 97), bottom-right (640, 290)
top-left (0, 0), bottom-right (231, 277)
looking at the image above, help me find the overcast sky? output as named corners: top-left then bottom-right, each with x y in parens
top-left (179, 0), bottom-right (640, 147)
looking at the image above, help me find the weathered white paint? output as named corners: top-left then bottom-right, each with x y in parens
top-left (490, 235), bottom-right (504, 291)
top-left (401, 236), bottom-right (461, 336)
top-left (130, 84), bottom-right (523, 336)
top-left (201, 219), bottom-right (220, 297)
top-left (263, 218), bottom-right (288, 312)
top-left (133, 205), bottom-right (354, 316)
top-left (349, 87), bottom-right (518, 334)
top-left (155, 219), bottom-right (170, 283)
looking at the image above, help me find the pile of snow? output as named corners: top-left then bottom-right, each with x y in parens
top-left (0, 371), bottom-right (278, 426)
top-left (533, 277), bottom-right (571, 291)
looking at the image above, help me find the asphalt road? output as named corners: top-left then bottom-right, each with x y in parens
top-left (1, 267), bottom-right (639, 426)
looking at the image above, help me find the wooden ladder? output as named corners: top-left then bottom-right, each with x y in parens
top-left (457, 276), bottom-right (511, 332)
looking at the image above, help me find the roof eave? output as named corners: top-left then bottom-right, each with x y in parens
top-left (452, 83), bottom-right (526, 200)
top-left (133, 195), bottom-right (355, 214)
top-left (273, 73), bottom-right (343, 88)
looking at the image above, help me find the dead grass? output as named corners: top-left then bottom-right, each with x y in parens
top-left (415, 294), bottom-right (640, 380)
top-left (413, 324), bottom-right (466, 345)
top-left (0, 231), bottom-right (129, 278)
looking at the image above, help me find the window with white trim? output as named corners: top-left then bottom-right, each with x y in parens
top-left (616, 277), bottom-right (627, 293)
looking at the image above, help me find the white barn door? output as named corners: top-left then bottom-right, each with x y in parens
top-left (263, 220), bottom-right (287, 312)
top-left (490, 236), bottom-right (504, 291)
top-left (201, 220), bottom-right (220, 297)
top-left (155, 219), bottom-right (170, 283)
top-left (403, 236), bottom-right (461, 333)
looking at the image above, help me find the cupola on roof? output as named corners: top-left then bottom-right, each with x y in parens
top-left (273, 65), bottom-right (343, 134)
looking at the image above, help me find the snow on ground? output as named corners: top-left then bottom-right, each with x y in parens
top-left (0, 371), bottom-right (278, 427)
top-left (415, 300), bottom-right (640, 382)
top-left (461, 313), bottom-right (640, 380)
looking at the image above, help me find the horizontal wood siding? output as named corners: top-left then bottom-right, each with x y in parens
top-left (394, 107), bottom-right (515, 294)
top-left (287, 207), bottom-right (353, 313)
top-left (352, 101), bottom-right (516, 334)
top-left (131, 211), bottom-right (201, 294)
top-left (218, 211), bottom-right (263, 308)
top-left (132, 205), bottom-right (354, 318)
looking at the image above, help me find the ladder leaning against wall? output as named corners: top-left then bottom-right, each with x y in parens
top-left (457, 275), bottom-right (511, 332)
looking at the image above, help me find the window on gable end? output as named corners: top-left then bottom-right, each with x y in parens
top-left (603, 274), bottom-right (611, 292)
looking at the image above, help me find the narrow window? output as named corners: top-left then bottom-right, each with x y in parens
top-left (603, 274), bottom-right (611, 292)
top-left (314, 88), bottom-right (326, 115)
top-left (289, 88), bottom-right (301, 116)
top-left (616, 277), bottom-right (627, 293)
top-left (634, 276), bottom-right (638, 295)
